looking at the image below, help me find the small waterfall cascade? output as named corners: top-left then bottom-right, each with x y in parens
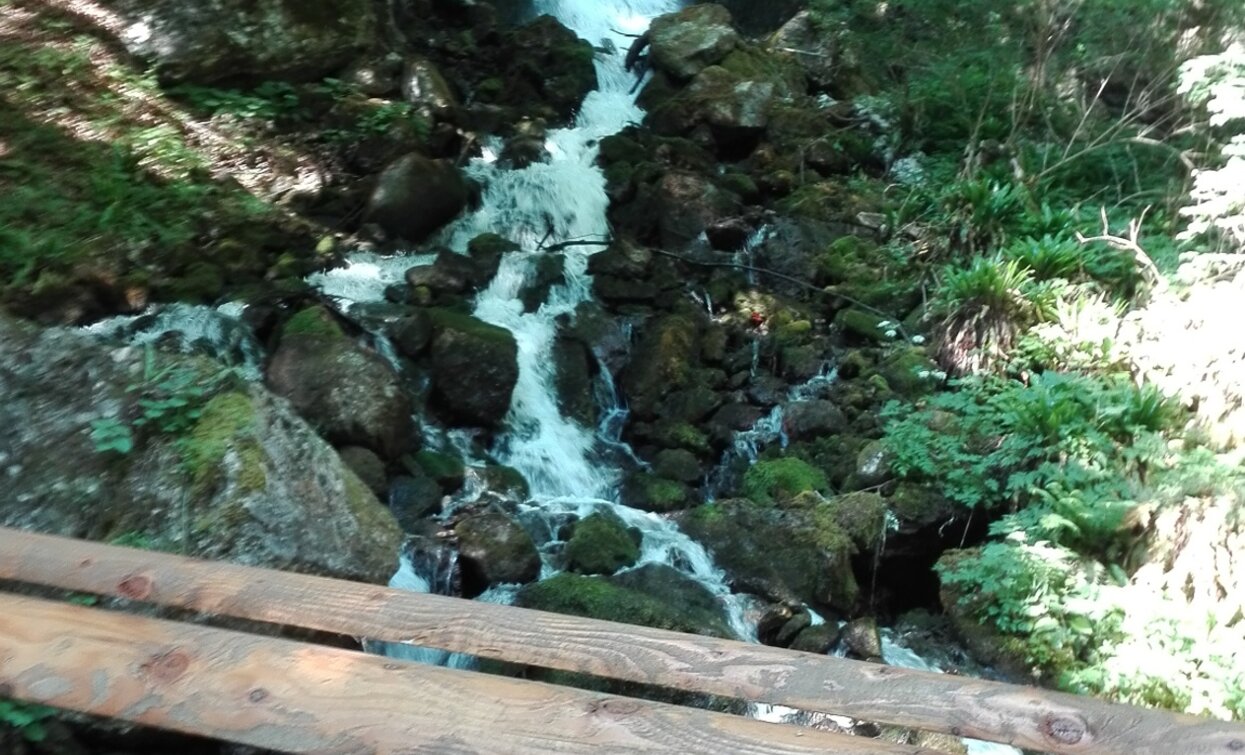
top-left (310, 0), bottom-right (768, 652)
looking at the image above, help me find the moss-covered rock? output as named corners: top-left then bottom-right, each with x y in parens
top-left (266, 307), bottom-right (416, 459)
top-left (516, 566), bottom-right (731, 638)
top-left (412, 449), bottom-right (465, 493)
top-left (0, 315), bottom-right (401, 584)
top-left (621, 471), bottom-right (695, 513)
top-left (742, 457), bottom-right (829, 503)
top-left (875, 346), bottom-right (942, 398)
top-left (825, 491), bottom-right (888, 551)
top-left (620, 313), bottom-right (701, 420)
top-left (678, 498), bottom-right (859, 612)
top-left (427, 308), bottom-right (519, 427)
top-left (647, 4), bottom-right (741, 81)
top-left (563, 511), bottom-right (641, 575)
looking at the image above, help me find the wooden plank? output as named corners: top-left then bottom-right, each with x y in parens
top-left (0, 593), bottom-right (925, 755)
top-left (3, 527), bottom-right (1244, 754)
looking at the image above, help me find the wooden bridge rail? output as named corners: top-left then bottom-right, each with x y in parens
top-left (2, 527), bottom-right (1244, 754)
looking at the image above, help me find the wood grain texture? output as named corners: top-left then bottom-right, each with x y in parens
top-left (0, 593), bottom-right (926, 755)
top-left (3, 527), bottom-right (1244, 754)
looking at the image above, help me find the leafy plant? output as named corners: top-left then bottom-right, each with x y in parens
top-left (0, 698), bottom-right (55, 743)
top-left (90, 348), bottom-right (237, 455)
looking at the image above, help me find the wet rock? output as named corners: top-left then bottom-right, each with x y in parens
top-left (747, 376), bottom-right (787, 407)
top-left (401, 56), bottom-right (457, 115)
top-left (790, 623), bottom-right (842, 655)
top-left (387, 475), bottom-right (443, 531)
top-left (648, 4), bottom-right (741, 81)
top-left (0, 314), bottom-right (401, 584)
top-left (405, 250), bottom-right (479, 298)
top-left (653, 171), bottom-right (739, 248)
top-left (454, 509), bottom-right (541, 596)
top-left (782, 399), bottom-right (847, 441)
top-left (427, 309), bottom-right (519, 427)
top-left (842, 616), bottom-right (883, 660)
top-left (705, 217), bottom-right (753, 251)
top-left (365, 153), bottom-right (470, 244)
top-left (109, 0), bottom-right (375, 83)
top-left (499, 16), bottom-right (598, 122)
top-left (620, 313), bottom-right (701, 420)
top-left (388, 310), bottom-right (434, 359)
top-left (660, 384), bottom-right (722, 424)
top-left (563, 511), bottom-right (641, 575)
top-left (775, 610), bottom-right (813, 647)
top-left (499, 118), bottom-right (551, 169)
top-left (706, 402), bottom-right (764, 444)
top-left (266, 307), bottom-right (416, 460)
top-left (521, 254), bottom-right (567, 312)
top-left (552, 335), bottom-right (596, 425)
top-left (411, 449), bottom-right (467, 493)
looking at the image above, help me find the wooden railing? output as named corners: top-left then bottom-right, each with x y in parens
top-left (1, 527), bottom-right (1243, 754)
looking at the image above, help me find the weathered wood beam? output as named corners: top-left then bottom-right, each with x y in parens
top-left (0, 593), bottom-right (924, 755)
top-left (2, 527), bottom-right (1244, 754)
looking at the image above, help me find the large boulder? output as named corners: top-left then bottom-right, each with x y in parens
top-left (515, 565), bottom-right (732, 638)
top-left (110, 0), bottom-right (375, 83)
top-left (563, 511), bottom-right (641, 575)
top-left (365, 153), bottom-right (470, 244)
top-left (768, 11), bottom-right (841, 91)
top-left (266, 307), bottom-right (416, 460)
top-left (678, 497), bottom-right (860, 612)
top-left (454, 509), bottom-right (542, 596)
top-left (427, 309), bottom-right (519, 427)
top-left (0, 314), bottom-right (401, 583)
top-left (648, 5), bottom-right (742, 81)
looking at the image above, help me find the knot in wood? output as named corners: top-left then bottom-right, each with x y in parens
top-left (0, 681), bottom-right (13, 698)
top-left (1227, 739), bottom-right (1244, 751)
top-left (118, 573), bottom-right (153, 600)
top-left (248, 687), bottom-right (269, 703)
top-left (141, 649), bottom-right (190, 684)
top-left (1040, 714), bottom-right (1086, 745)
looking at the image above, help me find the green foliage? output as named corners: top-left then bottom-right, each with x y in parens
top-left (0, 698), bottom-right (55, 743)
top-left (91, 349), bottom-right (238, 455)
top-left (742, 458), bottom-right (829, 504)
top-left (168, 81), bottom-right (302, 121)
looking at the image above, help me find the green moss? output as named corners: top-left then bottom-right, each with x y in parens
top-left (515, 572), bottom-right (725, 637)
top-left (826, 491), bottom-right (888, 550)
top-left (427, 308), bottom-right (513, 344)
top-left (653, 422), bottom-right (712, 455)
top-left (413, 450), bottom-right (465, 491)
top-left (564, 512), bottom-right (641, 575)
top-left (743, 458), bottom-right (829, 503)
top-left (624, 472), bottom-right (692, 512)
top-left (283, 306), bottom-right (344, 339)
top-left (341, 464), bottom-right (400, 538)
top-left (179, 391), bottom-right (264, 493)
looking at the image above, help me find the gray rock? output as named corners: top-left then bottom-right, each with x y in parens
top-left (790, 623), bottom-right (843, 654)
top-left (365, 153), bottom-right (470, 244)
top-left (0, 314), bottom-right (401, 584)
top-left (387, 475), bottom-right (444, 532)
top-left (401, 57), bottom-right (457, 114)
top-left (338, 445), bottom-right (387, 498)
top-left (648, 4), bottom-right (741, 80)
top-left (110, 0), bottom-right (375, 83)
top-left (769, 11), bottom-right (840, 91)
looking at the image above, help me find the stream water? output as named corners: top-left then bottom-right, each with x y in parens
top-left (84, 2), bottom-right (1019, 750)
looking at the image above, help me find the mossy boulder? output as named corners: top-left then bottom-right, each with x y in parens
top-left (648, 4), bottom-right (742, 81)
top-left (652, 448), bottom-right (703, 484)
top-left (491, 16), bottom-right (598, 122)
top-left (427, 309), bottom-right (519, 427)
top-left (0, 315), bottom-right (401, 584)
top-left (621, 471), bottom-right (695, 513)
top-left (742, 457), bottom-right (828, 503)
top-left (516, 565), bottom-right (732, 638)
top-left (620, 313), bottom-right (701, 420)
top-left (411, 449), bottom-right (465, 493)
top-left (875, 346), bottom-right (942, 398)
top-left (678, 498), bottom-right (859, 611)
top-left (835, 308), bottom-right (898, 344)
top-left (563, 511), bottom-right (641, 575)
top-left (266, 306), bottom-right (416, 459)
top-left (454, 509), bottom-right (541, 596)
